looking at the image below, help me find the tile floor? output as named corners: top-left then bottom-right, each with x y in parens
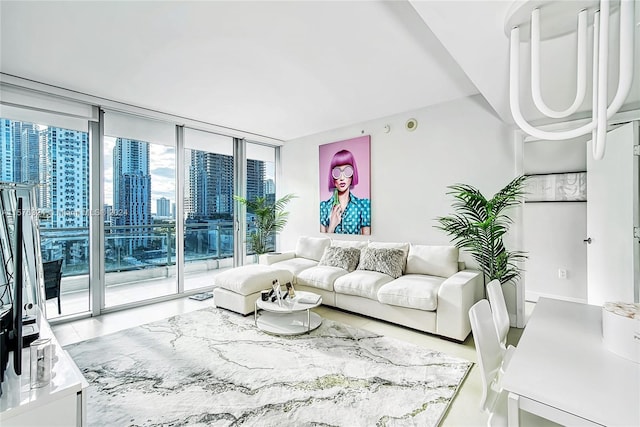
top-left (52, 296), bottom-right (532, 426)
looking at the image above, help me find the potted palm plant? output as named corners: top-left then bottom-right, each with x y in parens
top-left (234, 193), bottom-right (296, 255)
top-left (435, 175), bottom-right (528, 285)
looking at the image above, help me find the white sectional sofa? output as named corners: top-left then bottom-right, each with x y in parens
top-left (260, 236), bottom-right (483, 341)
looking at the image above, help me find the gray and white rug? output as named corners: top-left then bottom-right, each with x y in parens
top-left (65, 307), bottom-right (471, 426)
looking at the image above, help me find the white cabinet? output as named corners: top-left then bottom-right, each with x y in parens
top-left (0, 316), bottom-right (87, 426)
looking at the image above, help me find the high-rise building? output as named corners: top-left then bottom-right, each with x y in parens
top-left (264, 178), bottom-right (275, 196)
top-left (186, 150), bottom-right (268, 221)
top-left (0, 118), bottom-right (15, 182)
top-left (247, 159), bottom-right (265, 202)
top-left (156, 197), bottom-right (170, 217)
top-left (46, 127), bottom-right (89, 229)
top-left (188, 150), bottom-right (233, 220)
top-left (113, 138), bottom-right (151, 248)
top-left (20, 123), bottom-right (40, 184)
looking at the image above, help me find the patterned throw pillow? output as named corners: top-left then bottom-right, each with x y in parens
top-left (318, 247), bottom-right (361, 272)
top-left (356, 247), bottom-right (405, 279)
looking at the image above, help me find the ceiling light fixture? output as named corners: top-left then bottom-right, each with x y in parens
top-left (505, 0), bottom-right (634, 160)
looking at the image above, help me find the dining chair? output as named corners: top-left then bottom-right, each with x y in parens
top-left (469, 299), bottom-right (559, 427)
top-left (486, 279), bottom-right (510, 348)
top-left (43, 259), bottom-right (63, 314)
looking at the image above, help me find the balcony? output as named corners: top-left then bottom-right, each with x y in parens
top-left (39, 220), bottom-right (263, 320)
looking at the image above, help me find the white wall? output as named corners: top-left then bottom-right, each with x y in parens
top-left (522, 138), bottom-right (589, 303)
top-left (278, 95), bottom-right (521, 315)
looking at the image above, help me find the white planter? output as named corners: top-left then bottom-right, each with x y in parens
top-left (602, 302), bottom-right (640, 364)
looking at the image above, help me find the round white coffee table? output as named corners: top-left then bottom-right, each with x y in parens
top-left (254, 290), bottom-right (322, 336)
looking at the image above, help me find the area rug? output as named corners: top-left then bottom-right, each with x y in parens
top-left (65, 307), bottom-right (472, 426)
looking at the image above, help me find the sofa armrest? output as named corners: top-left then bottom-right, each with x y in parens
top-left (436, 269), bottom-right (482, 341)
top-left (259, 251), bottom-right (295, 265)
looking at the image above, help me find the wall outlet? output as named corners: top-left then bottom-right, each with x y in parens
top-left (558, 268), bottom-right (568, 279)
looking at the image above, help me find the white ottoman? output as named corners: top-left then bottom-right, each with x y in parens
top-left (213, 265), bottom-right (293, 315)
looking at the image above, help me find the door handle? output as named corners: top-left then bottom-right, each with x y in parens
top-left (583, 237), bottom-right (592, 244)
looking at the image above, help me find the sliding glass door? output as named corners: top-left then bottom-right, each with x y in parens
top-left (1, 88), bottom-right (282, 319)
top-left (183, 129), bottom-right (235, 291)
top-left (244, 142), bottom-right (277, 263)
top-left (103, 112), bottom-right (177, 308)
top-left (0, 117), bottom-right (91, 319)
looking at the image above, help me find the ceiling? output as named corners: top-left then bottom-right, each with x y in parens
top-left (1, 1), bottom-right (638, 142)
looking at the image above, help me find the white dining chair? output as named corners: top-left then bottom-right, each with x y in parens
top-left (469, 299), bottom-right (559, 427)
top-left (486, 279), bottom-right (516, 370)
top-left (486, 279), bottom-right (510, 348)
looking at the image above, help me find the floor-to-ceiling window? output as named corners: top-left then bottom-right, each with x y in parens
top-left (1, 81), bottom-right (281, 320)
top-left (103, 111), bottom-right (177, 308)
top-left (0, 117), bottom-right (91, 319)
top-left (183, 128), bottom-right (235, 291)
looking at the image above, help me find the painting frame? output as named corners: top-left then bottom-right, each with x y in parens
top-left (525, 172), bottom-right (587, 202)
top-left (318, 135), bottom-right (371, 235)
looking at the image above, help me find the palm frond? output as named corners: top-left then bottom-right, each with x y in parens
top-left (435, 176), bottom-right (528, 285)
top-left (234, 193), bottom-right (296, 254)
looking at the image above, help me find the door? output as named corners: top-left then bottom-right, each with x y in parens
top-left (586, 122), bottom-right (639, 305)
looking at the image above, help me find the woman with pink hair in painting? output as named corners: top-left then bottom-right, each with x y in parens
top-left (320, 149), bottom-right (371, 234)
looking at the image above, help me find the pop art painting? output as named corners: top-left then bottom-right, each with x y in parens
top-left (319, 135), bottom-right (371, 235)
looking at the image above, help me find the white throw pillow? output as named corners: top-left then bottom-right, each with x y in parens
top-left (405, 244), bottom-right (459, 278)
top-left (295, 236), bottom-right (331, 261)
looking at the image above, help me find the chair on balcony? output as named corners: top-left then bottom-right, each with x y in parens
top-left (43, 259), bottom-right (63, 315)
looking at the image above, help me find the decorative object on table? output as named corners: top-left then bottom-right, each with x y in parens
top-left (297, 293), bottom-right (321, 305)
top-left (271, 279), bottom-right (284, 306)
top-left (233, 193), bottom-right (297, 255)
top-left (260, 290), bottom-right (270, 302)
top-left (525, 172), bottom-right (587, 202)
top-left (285, 281), bottom-right (296, 298)
top-left (602, 301), bottom-right (640, 363)
top-left (435, 175), bottom-right (528, 285)
top-left (29, 337), bottom-right (52, 389)
top-left (65, 307), bottom-right (471, 426)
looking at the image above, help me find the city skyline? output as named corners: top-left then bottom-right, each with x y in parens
top-left (3, 119), bottom-right (277, 221)
top-left (104, 135), bottom-right (276, 214)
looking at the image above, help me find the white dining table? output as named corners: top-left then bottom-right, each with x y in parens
top-left (501, 297), bottom-right (640, 426)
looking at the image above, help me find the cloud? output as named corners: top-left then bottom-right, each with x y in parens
top-left (151, 167), bottom-right (175, 179)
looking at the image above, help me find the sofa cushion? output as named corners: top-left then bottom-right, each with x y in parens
top-left (318, 246), bottom-right (361, 272)
top-left (334, 270), bottom-right (394, 300)
top-left (377, 274), bottom-right (445, 311)
top-left (296, 265), bottom-right (350, 291)
top-left (213, 265), bottom-right (293, 296)
top-left (368, 241), bottom-right (410, 272)
top-left (295, 236), bottom-right (331, 261)
top-left (271, 257), bottom-right (318, 282)
top-left (357, 247), bottom-right (405, 279)
top-left (330, 239), bottom-right (368, 250)
top-left (405, 245), bottom-right (459, 278)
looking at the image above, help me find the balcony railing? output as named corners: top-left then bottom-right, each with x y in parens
top-left (39, 220), bottom-right (266, 278)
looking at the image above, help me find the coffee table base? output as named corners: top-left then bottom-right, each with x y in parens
top-left (256, 310), bottom-right (322, 336)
